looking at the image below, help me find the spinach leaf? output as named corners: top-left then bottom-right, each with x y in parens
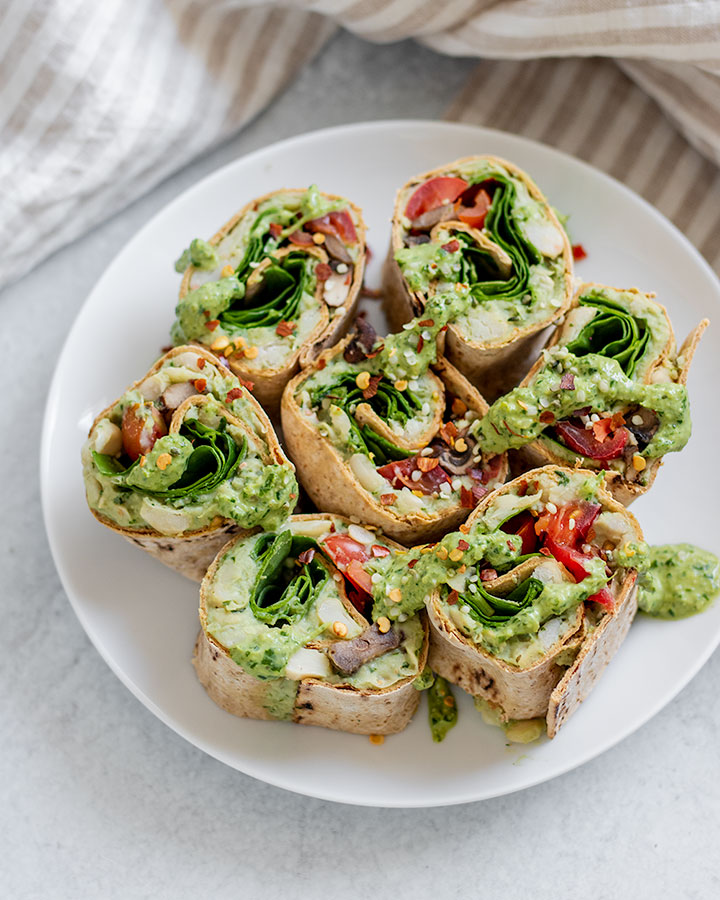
top-left (249, 532), bottom-right (328, 627)
top-left (309, 372), bottom-right (421, 465)
top-left (221, 252), bottom-right (308, 329)
top-left (459, 576), bottom-right (545, 627)
top-left (565, 293), bottom-right (650, 377)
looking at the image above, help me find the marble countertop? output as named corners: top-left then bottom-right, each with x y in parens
top-left (2, 32), bottom-right (718, 899)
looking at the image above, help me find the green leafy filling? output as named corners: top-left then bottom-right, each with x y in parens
top-left (92, 418), bottom-right (244, 500)
top-left (565, 293), bottom-right (649, 378)
top-left (249, 531), bottom-right (327, 627)
top-left (459, 576), bottom-right (545, 627)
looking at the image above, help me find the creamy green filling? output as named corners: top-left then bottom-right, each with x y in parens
top-left (637, 544), bottom-right (720, 618)
top-left (471, 348), bottom-right (690, 459)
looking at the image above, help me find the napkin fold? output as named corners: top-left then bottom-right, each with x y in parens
top-left (2, 0), bottom-right (719, 288)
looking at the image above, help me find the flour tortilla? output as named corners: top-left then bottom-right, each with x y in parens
top-left (516, 284), bottom-right (708, 505)
top-left (179, 189), bottom-right (367, 414)
top-left (426, 465), bottom-right (643, 736)
top-left (281, 338), bottom-right (508, 544)
top-left (383, 155), bottom-right (573, 400)
top-left (193, 514), bottom-right (429, 734)
top-left (85, 348), bottom-right (293, 581)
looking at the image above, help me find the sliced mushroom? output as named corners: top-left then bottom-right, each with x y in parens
top-left (410, 203), bottom-right (455, 231)
top-left (625, 407), bottom-right (659, 449)
top-left (326, 623), bottom-right (401, 675)
top-left (428, 433), bottom-right (477, 475)
top-left (343, 313), bottom-right (378, 363)
top-left (323, 234), bottom-right (352, 264)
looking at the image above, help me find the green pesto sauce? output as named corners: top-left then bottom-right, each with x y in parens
top-left (174, 238), bottom-right (218, 273)
top-left (261, 679), bottom-right (299, 720)
top-left (427, 676), bottom-right (458, 742)
top-left (371, 527), bottom-right (524, 621)
top-left (394, 242), bottom-right (463, 293)
top-left (172, 276), bottom-right (244, 343)
top-left (124, 434), bottom-right (193, 491)
top-left (471, 350), bottom-right (691, 459)
top-left (638, 544), bottom-right (720, 619)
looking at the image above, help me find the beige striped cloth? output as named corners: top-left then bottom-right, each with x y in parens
top-left (3, 0), bottom-right (720, 288)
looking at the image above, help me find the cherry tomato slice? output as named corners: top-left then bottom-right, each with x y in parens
top-left (345, 559), bottom-right (374, 595)
top-left (587, 587), bottom-right (614, 610)
top-left (306, 210), bottom-right (357, 245)
top-left (376, 457), bottom-right (451, 495)
top-left (457, 189), bottom-right (492, 228)
top-left (502, 511), bottom-right (538, 554)
top-left (554, 420), bottom-right (628, 460)
top-left (322, 533), bottom-right (370, 567)
top-left (405, 177), bottom-right (469, 220)
top-left (544, 537), bottom-right (592, 582)
top-left (121, 404), bottom-right (167, 461)
top-left (540, 501), bottom-right (601, 546)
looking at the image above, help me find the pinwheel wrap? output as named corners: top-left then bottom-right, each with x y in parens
top-left (281, 332), bottom-right (508, 545)
top-left (383, 156), bottom-right (573, 398)
top-left (174, 188), bottom-right (366, 411)
top-left (425, 467), bottom-right (642, 737)
top-left (82, 347), bottom-right (296, 581)
top-left (490, 284), bottom-right (708, 505)
top-left (194, 515), bottom-right (429, 734)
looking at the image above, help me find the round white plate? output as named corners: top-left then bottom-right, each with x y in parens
top-left (42, 121), bottom-right (720, 807)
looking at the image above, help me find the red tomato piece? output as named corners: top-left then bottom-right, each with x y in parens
top-left (587, 587), bottom-right (614, 610)
top-left (121, 404), bottom-right (167, 461)
top-left (555, 420), bottom-right (628, 460)
top-left (502, 511), bottom-right (538, 554)
top-left (457, 189), bottom-right (492, 228)
top-left (405, 177), bottom-right (469, 220)
top-left (306, 209), bottom-right (357, 244)
top-left (544, 537), bottom-right (592, 582)
top-left (376, 457), bottom-right (451, 495)
top-left (322, 533), bottom-right (370, 567)
top-left (541, 501), bottom-right (601, 546)
top-left (345, 559), bottom-right (373, 595)
top-left (572, 244), bottom-right (587, 261)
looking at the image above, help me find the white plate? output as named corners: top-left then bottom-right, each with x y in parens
top-left (42, 121), bottom-right (720, 807)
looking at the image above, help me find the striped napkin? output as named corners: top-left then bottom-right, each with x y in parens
top-left (2, 0), bottom-right (719, 288)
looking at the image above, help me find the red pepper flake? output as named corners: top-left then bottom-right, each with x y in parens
top-left (539, 547), bottom-right (553, 557)
top-left (480, 568), bottom-right (497, 582)
top-left (442, 240), bottom-right (460, 253)
top-left (460, 486), bottom-right (475, 509)
top-left (202, 310), bottom-right (211, 320)
top-left (417, 456), bottom-right (440, 473)
top-left (226, 388), bottom-right (243, 402)
top-left (408, 558), bottom-right (419, 569)
top-left (269, 222), bottom-right (282, 238)
top-left (417, 335), bottom-right (424, 353)
top-left (193, 378), bottom-right (207, 392)
top-left (572, 244), bottom-right (587, 261)
top-left (196, 357), bottom-right (206, 370)
top-left (447, 590), bottom-right (459, 606)
top-left (440, 324), bottom-right (448, 333)
top-left (539, 410), bottom-right (555, 425)
top-left (440, 421), bottom-right (459, 445)
top-left (297, 548), bottom-right (315, 565)
top-left (315, 263), bottom-right (332, 282)
top-left (317, 357), bottom-right (326, 370)
top-left (560, 372), bottom-right (575, 390)
top-left (517, 480), bottom-right (528, 497)
top-left (380, 493), bottom-right (396, 506)
top-left (238, 377), bottom-right (255, 391)
top-left (205, 319), bottom-right (220, 331)
top-left (363, 374), bottom-right (382, 400)
top-left (457, 539), bottom-right (469, 551)
top-left (371, 544), bottom-right (391, 558)
top-left (275, 320), bottom-right (296, 337)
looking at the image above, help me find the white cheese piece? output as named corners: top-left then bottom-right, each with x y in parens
top-left (290, 519), bottom-right (333, 539)
top-left (347, 524), bottom-right (375, 546)
top-left (285, 648), bottom-right (332, 680)
top-left (522, 219), bottom-right (565, 258)
top-left (92, 420), bottom-right (123, 456)
top-left (323, 272), bottom-right (350, 307)
top-left (395, 488), bottom-right (424, 514)
top-left (316, 597), bottom-right (360, 635)
top-left (139, 499), bottom-right (190, 536)
top-left (349, 453), bottom-right (389, 493)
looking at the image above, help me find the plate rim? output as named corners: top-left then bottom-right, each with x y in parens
top-left (41, 118), bottom-right (720, 807)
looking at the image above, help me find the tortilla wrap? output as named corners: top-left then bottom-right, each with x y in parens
top-left (82, 347), bottom-right (296, 581)
top-left (425, 466), bottom-right (643, 736)
top-left (176, 188), bottom-right (367, 413)
top-left (512, 283), bottom-right (708, 505)
top-left (193, 514), bottom-right (429, 734)
top-left (383, 155), bottom-right (573, 400)
top-left (281, 336), bottom-right (508, 545)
